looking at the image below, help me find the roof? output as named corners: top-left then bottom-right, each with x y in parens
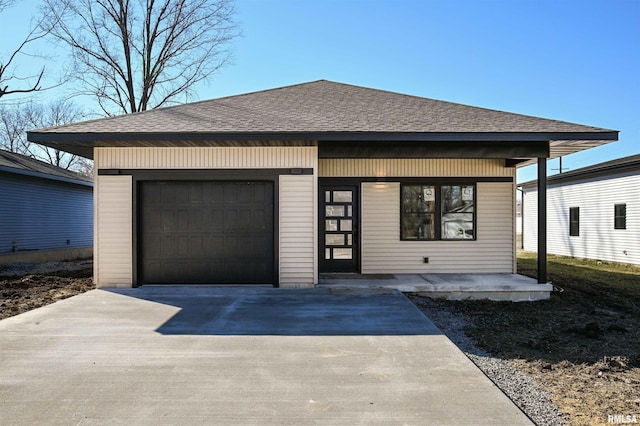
top-left (0, 149), bottom-right (92, 187)
top-left (28, 80), bottom-right (617, 161)
top-left (520, 153), bottom-right (640, 189)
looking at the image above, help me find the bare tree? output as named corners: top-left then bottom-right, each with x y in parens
top-left (0, 1), bottom-right (50, 99)
top-left (0, 103), bottom-right (31, 154)
top-left (0, 99), bottom-right (88, 171)
top-left (40, 0), bottom-right (239, 116)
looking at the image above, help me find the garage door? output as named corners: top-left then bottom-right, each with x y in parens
top-left (138, 181), bottom-right (274, 284)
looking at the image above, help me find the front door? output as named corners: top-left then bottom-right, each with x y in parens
top-left (320, 185), bottom-right (359, 273)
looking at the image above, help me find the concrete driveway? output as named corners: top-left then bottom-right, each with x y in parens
top-left (0, 286), bottom-right (532, 425)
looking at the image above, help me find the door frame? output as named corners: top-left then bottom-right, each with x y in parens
top-left (318, 182), bottom-right (360, 273)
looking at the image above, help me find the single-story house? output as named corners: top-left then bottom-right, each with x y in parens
top-left (521, 154), bottom-right (639, 265)
top-left (0, 149), bottom-right (93, 263)
top-left (27, 80), bottom-right (618, 288)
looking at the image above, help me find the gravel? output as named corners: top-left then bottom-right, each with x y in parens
top-left (408, 295), bottom-right (566, 426)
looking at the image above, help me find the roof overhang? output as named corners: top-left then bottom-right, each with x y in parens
top-left (27, 130), bottom-right (618, 162)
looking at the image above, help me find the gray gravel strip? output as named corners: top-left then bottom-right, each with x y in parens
top-left (408, 295), bottom-right (565, 426)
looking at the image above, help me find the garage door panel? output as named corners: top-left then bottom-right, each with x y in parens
top-left (139, 181), bottom-right (274, 284)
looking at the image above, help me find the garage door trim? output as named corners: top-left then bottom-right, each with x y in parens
top-left (97, 168), bottom-right (314, 287)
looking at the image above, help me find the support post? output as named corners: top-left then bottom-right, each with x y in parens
top-left (537, 157), bottom-right (547, 283)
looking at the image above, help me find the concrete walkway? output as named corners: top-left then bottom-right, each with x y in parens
top-left (0, 286), bottom-right (532, 425)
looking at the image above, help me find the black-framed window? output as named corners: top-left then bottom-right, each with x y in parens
top-left (614, 204), bottom-right (626, 230)
top-left (401, 184), bottom-right (475, 240)
top-left (569, 207), bottom-right (580, 236)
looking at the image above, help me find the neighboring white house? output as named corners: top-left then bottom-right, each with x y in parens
top-left (521, 154), bottom-right (640, 265)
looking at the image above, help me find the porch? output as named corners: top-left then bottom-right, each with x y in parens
top-left (318, 273), bottom-right (553, 301)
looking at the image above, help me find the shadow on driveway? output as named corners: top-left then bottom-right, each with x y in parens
top-left (107, 286), bottom-right (441, 336)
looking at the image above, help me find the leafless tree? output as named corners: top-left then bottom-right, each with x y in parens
top-left (0, 103), bottom-right (31, 154)
top-left (0, 99), bottom-right (88, 171)
top-left (40, 0), bottom-right (239, 116)
top-left (0, 1), bottom-right (51, 99)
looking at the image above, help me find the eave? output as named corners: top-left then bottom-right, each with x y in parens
top-left (27, 130), bottom-right (618, 162)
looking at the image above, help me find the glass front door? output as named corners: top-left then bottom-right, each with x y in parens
top-left (320, 185), bottom-right (359, 273)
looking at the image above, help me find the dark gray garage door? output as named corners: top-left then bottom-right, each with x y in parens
top-left (138, 181), bottom-right (274, 284)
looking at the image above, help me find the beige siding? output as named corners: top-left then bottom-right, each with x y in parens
top-left (95, 146), bottom-right (317, 169)
top-left (94, 146), bottom-right (319, 287)
top-left (361, 182), bottom-right (514, 273)
top-left (279, 175), bottom-right (317, 285)
top-left (95, 175), bottom-right (132, 287)
top-left (319, 158), bottom-right (513, 177)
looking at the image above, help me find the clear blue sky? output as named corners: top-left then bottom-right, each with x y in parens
top-left (2, 0), bottom-right (638, 183)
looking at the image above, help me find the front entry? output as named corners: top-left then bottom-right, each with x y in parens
top-left (320, 185), bottom-right (359, 273)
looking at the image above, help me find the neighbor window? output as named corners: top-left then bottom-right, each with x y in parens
top-left (401, 184), bottom-right (475, 240)
top-left (614, 204), bottom-right (626, 230)
top-left (569, 207), bottom-right (580, 236)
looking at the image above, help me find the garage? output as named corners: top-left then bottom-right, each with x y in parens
top-left (138, 180), bottom-right (274, 284)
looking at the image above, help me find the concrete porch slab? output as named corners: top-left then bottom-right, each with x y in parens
top-left (319, 273), bottom-right (553, 302)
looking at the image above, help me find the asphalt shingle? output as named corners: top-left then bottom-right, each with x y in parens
top-left (0, 149), bottom-right (91, 183)
top-left (29, 80), bottom-right (613, 136)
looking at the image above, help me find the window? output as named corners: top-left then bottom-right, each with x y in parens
top-left (569, 207), bottom-right (580, 236)
top-left (401, 184), bottom-right (475, 240)
top-left (614, 204), bottom-right (626, 230)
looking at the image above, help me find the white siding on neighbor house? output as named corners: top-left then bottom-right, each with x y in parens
top-left (522, 191), bottom-right (538, 252)
top-left (95, 175), bottom-right (132, 287)
top-left (523, 172), bottom-right (640, 265)
top-left (279, 175), bottom-right (317, 285)
top-left (319, 158), bottom-right (513, 177)
top-left (95, 146), bottom-right (317, 169)
top-left (361, 182), bottom-right (515, 274)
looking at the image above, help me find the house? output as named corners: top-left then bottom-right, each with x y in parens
top-left (0, 149), bottom-right (93, 263)
top-left (27, 80), bottom-right (618, 288)
top-left (521, 154), bottom-right (639, 265)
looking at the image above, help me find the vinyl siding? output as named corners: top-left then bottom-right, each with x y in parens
top-left (94, 146), bottom-right (318, 287)
top-left (361, 182), bottom-right (514, 273)
top-left (319, 158), bottom-right (512, 177)
top-left (523, 172), bottom-right (640, 265)
top-left (522, 191), bottom-right (538, 252)
top-left (95, 175), bottom-right (132, 287)
top-left (0, 172), bottom-right (92, 255)
top-left (279, 175), bottom-right (317, 285)
top-left (95, 146), bottom-right (317, 169)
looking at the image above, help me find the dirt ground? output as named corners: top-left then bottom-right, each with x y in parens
top-left (0, 261), bottom-right (94, 320)
top-left (414, 261), bottom-right (640, 426)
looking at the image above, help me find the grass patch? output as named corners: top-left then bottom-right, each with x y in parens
top-left (518, 251), bottom-right (640, 313)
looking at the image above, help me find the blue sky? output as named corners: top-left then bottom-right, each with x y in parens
top-left (2, 0), bottom-right (638, 182)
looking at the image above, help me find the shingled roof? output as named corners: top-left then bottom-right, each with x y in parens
top-left (0, 149), bottom-right (92, 185)
top-left (520, 153), bottom-right (640, 188)
top-left (28, 80), bottom-right (617, 160)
